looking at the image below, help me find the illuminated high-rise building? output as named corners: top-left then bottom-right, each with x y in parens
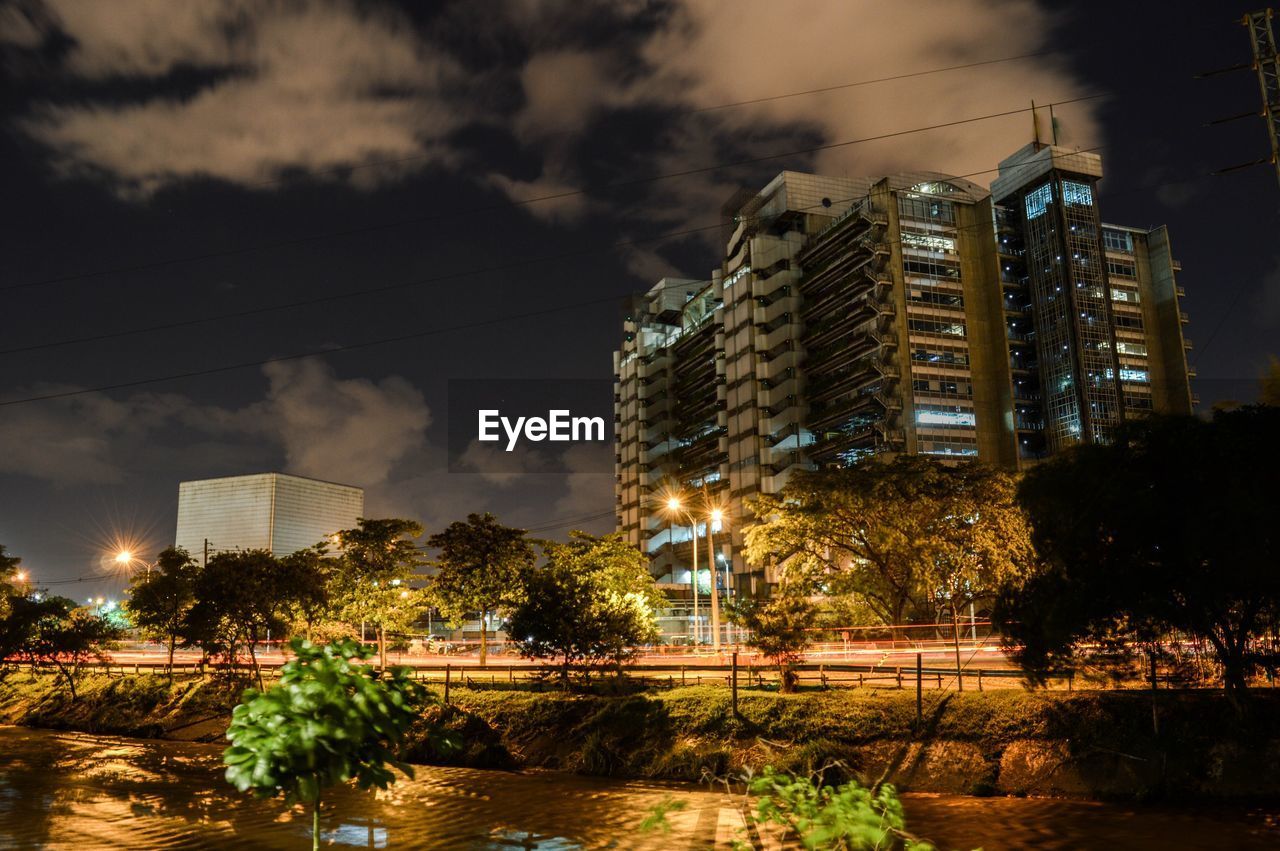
top-left (614, 144), bottom-right (1194, 590)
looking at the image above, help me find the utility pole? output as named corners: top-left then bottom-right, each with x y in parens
top-left (203, 538), bottom-right (209, 567)
top-left (1245, 9), bottom-right (1280, 189)
top-left (707, 514), bottom-right (720, 653)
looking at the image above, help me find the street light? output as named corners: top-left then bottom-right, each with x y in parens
top-left (115, 550), bottom-right (153, 580)
top-left (664, 494), bottom-right (701, 645)
top-left (706, 507), bottom-right (729, 653)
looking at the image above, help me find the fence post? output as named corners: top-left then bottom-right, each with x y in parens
top-left (916, 653), bottom-right (923, 727)
top-left (937, 673), bottom-right (942, 689)
top-left (820, 663), bottom-right (827, 690)
top-left (896, 667), bottom-right (902, 688)
top-left (444, 664), bottom-right (451, 705)
top-left (731, 652), bottom-right (739, 718)
top-left (509, 666), bottom-right (514, 684)
top-left (978, 669), bottom-right (984, 692)
top-left (681, 665), bottom-right (686, 687)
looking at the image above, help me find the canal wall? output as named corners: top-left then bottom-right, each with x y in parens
top-left (3, 671), bottom-right (1279, 800)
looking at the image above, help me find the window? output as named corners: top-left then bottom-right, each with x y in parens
top-left (1113, 314), bottom-right (1145, 329)
top-left (908, 289), bottom-right (964, 308)
top-left (901, 232), bottom-right (956, 253)
top-left (911, 348), bottom-right (969, 366)
top-left (903, 258), bottom-right (961, 281)
top-left (1107, 259), bottom-right (1137, 278)
top-left (1111, 287), bottom-right (1140, 304)
top-left (909, 318), bottom-right (966, 337)
top-left (1103, 229), bottom-right (1133, 252)
top-left (1115, 342), bottom-right (1147, 356)
top-left (1061, 180), bottom-right (1094, 206)
top-left (898, 196), bottom-right (956, 225)
top-left (1025, 183), bottom-right (1053, 219)
top-left (916, 409), bottom-right (976, 427)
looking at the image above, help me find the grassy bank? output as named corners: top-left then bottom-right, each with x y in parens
top-left (4, 671), bottom-right (1279, 799)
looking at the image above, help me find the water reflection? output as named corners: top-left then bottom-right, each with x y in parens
top-left (2, 727), bottom-right (1280, 849)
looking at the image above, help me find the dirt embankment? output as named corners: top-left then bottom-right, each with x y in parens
top-left (5, 672), bottom-right (1279, 800)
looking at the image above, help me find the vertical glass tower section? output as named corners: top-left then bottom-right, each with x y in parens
top-left (993, 145), bottom-right (1123, 450)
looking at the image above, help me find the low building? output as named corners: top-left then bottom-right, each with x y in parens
top-left (174, 472), bottom-right (364, 561)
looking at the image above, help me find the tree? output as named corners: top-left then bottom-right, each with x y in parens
top-left (506, 532), bottom-right (662, 683)
top-left (278, 547), bottom-right (333, 640)
top-left (743, 457), bottom-right (1033, 646)
top-left (731, 591), bottom-right (816, 693)
top-left (124, 547), bottom-right (199, 674)
top-left (185, 550), bottom-right (298, 687)
top-left (910, 465), bottom-right (1034, 690)
top-left (1262, 355), bottom-right (1280, 407)
top-left (0, 544), bottom-right (22, 623)
top-left (995, 408), bottom-right (1280, 709)
top-left (0, 595), bottom-right (121, 699)
top-left (224, 638), bottom-right (452, 851)
top-left (427, 513), bottom-right (534, 666)
top-left (331, 518), bottom-right (426, 670)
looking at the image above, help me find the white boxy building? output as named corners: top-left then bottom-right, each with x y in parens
top-left (175, 473), bottom-right (364, 561)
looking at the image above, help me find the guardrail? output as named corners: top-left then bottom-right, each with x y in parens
top-left (5, 656), bottom-right (1043, 693)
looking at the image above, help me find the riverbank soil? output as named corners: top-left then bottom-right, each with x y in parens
top-left (4, 672), bottom-right (1279, 799)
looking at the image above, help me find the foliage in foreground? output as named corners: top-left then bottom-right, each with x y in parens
top-left (224, 638), bottom-right (456, 850)
top-left (641, 765), bottom-right (940, 849)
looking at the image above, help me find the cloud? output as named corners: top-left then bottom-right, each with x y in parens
top-left (0, 359), bottom-right (428, 489)
top-left (261, 359), bottom-right (430, 488)
top-left (0, 388), bottom-right (260, 485)
top-left (507, 0), bottom-right (1099, 238)
top-left (9, 0), bottom-right (465, 195)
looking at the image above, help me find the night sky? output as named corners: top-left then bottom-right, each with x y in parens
top-left (1, 0), bottom-right (1276, 598)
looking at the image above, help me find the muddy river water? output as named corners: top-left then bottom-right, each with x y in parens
top-left (1, 727), bottom-right (1278, 849)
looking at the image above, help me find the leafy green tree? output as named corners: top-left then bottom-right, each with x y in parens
top-left (731, 591), bottom-right (816, 693)
top-left (185, 549), bottom-right (297, 687)
top-left (124, 547), bottom-right (199, 674)
top-left (744, 458), bottom-right (1032, 645)
top-left (911, 465), bottom-right (1034, 690)
top-left (506, 532), bottom-right (662, 683)
top-left (224, 638), bottom-right (451, 851)
top-left (331, 518), bottom-right (426, 669)
top-left (0, 544), bottom-right (22, 623)
top-left (0, 595), bottom-right (121, 699)
top-left (427, 513), bottom-right (535, 666)
top-left (279, 546), bottom-right (334, 640)
top-left (995, 408), bottom-right (1280, 708)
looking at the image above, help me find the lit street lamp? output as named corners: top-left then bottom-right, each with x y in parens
top-left (665, 495), bottom-right (701, 645)
top-left (115, 550), bottom-right (154, 580)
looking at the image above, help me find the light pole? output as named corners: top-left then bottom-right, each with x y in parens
top-left (115, 550), bottom-right (154, 580)
top-left (707, 508), bottom-right (731, 652)
top-left (666, 496), bottom-right (700, 645)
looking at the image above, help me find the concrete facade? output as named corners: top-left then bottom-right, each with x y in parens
top-left (175, 473), bottom-right (364, 560)
top-left (614, 145), bottom-right (1195, 591)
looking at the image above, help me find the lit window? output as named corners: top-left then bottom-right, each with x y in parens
top-left (1025, 183), bottom-right (1053, 219)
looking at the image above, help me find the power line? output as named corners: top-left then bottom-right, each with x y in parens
top-left (2, 94), bottom-right (1102, 294)
top-left (229, 50), bottom-right (1053, 188)
top-left (1, 145), bottom-right (1108, 361)
top-left (27, 144), bottom-right (1245, 411)
top-left (0, 149), bottom-right (1100, 404)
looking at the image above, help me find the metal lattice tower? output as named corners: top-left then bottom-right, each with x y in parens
top-left (1246, 9), bottom-right (1280, 188)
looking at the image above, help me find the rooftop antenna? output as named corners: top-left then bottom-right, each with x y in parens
top-left (1031, 99), bottom-right (1042, 147)
top-left (1244, 9), bottom-right (1280, 189)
